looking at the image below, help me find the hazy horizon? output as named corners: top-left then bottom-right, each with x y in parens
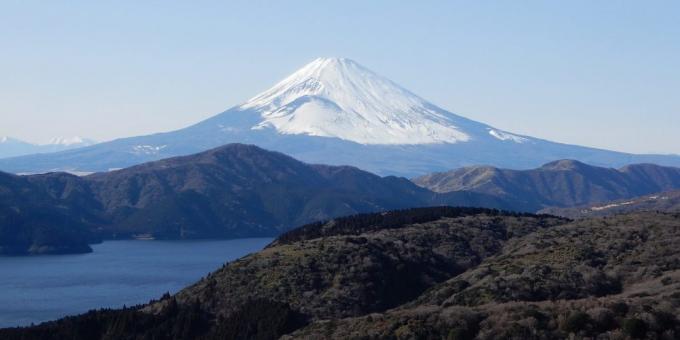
top-left (1, 1), bottom-right (678, 155)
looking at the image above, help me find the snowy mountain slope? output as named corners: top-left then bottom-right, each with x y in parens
top-left (47, 136), bottom-right (96, 146)
top-left (241, 58), bottom-right (473, 144)
top-left (0, 136), bottom-right (96, 159)
top-left (1, 58), bottom-right (679, 176)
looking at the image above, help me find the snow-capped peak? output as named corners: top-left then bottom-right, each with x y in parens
top-left (239, 57), bottom-right (471, 145)
top-left (46, 136), bottom-right (95, 146)
top-left (0, 136), bottom-right (27, 145)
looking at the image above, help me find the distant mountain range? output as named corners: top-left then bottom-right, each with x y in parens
top-left (413, 159), bottom-right (680, 211)
top-left (4, 144), bottom-right (680, 255)
top-left (1, 58), bottom-right (679, 176)
top-left (0, 136), bottom-right (96, 160)
top-left (0, 144), bottom-right (510, 255)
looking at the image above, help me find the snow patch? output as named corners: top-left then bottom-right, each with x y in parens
top-left (0, 136), bottom-right (24, 144)
top-left (218, 124), bottom-right (240, 133)
top-left (590, 194), bottom-right (674, 212)
top-left (46, 136), bottom-right (95, 146)
top-left (590, 201), bottom-right (636, 211)
top-left (131, 145), bottom-right (167, 155)
top-left (488, 129), bottom-right (528, 143)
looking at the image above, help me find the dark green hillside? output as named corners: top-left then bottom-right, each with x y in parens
top-left (4, 209), bottom-right (680, 339)
top-left (0, 144), bottom-right (516, 254)
top-left (80, 144), bottom-right (518, 237)
top-left (0, 172), bottom-right (100, 255)
top-left (0, 208), bottom-right (567, 338)
top-left (6, 145), bottom-right (680, 255)
top-left (272, 206), bottom-right (554, 246)
top-left (293, 211), bottom-right (680, 339)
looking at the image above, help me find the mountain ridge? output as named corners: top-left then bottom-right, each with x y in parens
top-left (0, 143), bottom-right (512, 254)
top-left (1, 58), bottom-right (679, 176)
top-left (413, 160), bottom-right (680, 211)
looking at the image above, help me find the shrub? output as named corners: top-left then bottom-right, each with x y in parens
top-left (609, 301), bottom-right (629, 316)
top-left (447, 327), bottom-right (475, 340)
top-left (588, 308), bottom-right (616, 332)
top-left (563, 311), bottom-right (591, 334)
top-left (652, 311), bottom-right (677, 332)
top-left (622, 318), bottom-right (648, 339)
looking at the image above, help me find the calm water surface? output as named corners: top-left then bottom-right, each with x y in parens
top-left (0, 238), bottom-right (273, 328)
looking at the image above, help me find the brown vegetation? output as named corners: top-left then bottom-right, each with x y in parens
top-left (2, 208), bottom-right (679, 339)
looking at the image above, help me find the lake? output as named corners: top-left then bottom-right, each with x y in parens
top-left (0, 238), bottom-right (273, 328)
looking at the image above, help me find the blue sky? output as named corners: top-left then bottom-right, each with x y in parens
top-left (1, 1), bottom-right (678, 154)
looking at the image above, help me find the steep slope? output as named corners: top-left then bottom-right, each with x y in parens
top-left (85, 143), bottom-right (478, 238)
top-left (163, 208), bottom-right (564, 322)
top-left (292, 211), bottom-right (680, 340)
top-left (1, 58), bottom-right (679, 176)
top-left (0, 136), bottom-right (96, 160)
top-left (541, 189), bottom-right (680, 218)
top-left (0, 207), bottom-right (569, 338)
top-left (0, 144), bottom-right (515, 253)
top-left (5, 209), bottom-right (680, 339)
top-left (0, 172), bottom-right (100, 255)
top-left (413, 160), bottom-right (680, 211)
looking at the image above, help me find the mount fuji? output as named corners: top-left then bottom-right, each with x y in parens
top-left (1, 58), bottom-right (679, 176)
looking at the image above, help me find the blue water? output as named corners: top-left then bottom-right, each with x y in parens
top-left (0, 238), bottom-right (273, 328)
